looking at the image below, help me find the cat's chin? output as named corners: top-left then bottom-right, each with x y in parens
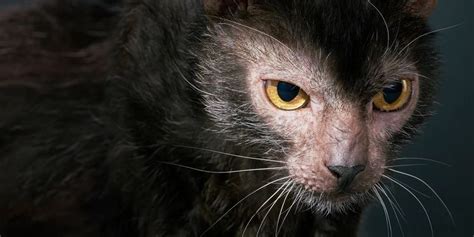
top-left (297, 189), bottom-right (372, 215)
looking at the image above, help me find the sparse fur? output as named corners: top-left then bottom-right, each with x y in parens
top-left (0, 0), bottom-right (439, 236)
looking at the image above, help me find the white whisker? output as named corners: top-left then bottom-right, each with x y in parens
top-left (385, 164), bottom-right (427, 168)
top-left (381, 182), bottom-right (406, 220)
top-left (257, 181), bottom-right (292, 236)
top-left (242, 180), bottom-right (290, 237)
top-left (384, 173), bottom-right (432, 199)
top-left (277, 187), bottom-right (302, 235)
top-left (200, 176), bottom-right (292, 236)
top-left (368, 0), bottom-right (390, 56)
top-left (377, 183), bottom-right (405, 237)
top-left (390, 157), bottom-right (451, 167)
top-left (176, 66), bottom-right (216, 97)
top-left (158, 161), bottom-right (286, 174)
top-left (383, 174), bottom-right (434, 237)
top-left (209, 16), bottom-right (296, 55)
top-left (388, 168), bottom-right (455, 225)
top-left (396, 24), bottom-right (461, 58)
top-left (275, 182), bottom-right (294, 237)
top-left (174, 145), bottom-right (288, 164)
top-left (374, 185), bottom-right (393, 237)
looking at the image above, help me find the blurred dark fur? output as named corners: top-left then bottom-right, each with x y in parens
top-left (0, 0), bottom-right (124, 236)
top-left (0, 0), bottom-right (438, 236)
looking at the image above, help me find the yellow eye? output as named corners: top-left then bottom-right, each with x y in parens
top-left (265, 80), bottom-right (310, 111)
top-left (373, 79), bottom-right (412, 112)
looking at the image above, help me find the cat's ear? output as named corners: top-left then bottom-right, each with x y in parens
top-left (203, 0), bottom-right (255, 16)
top-left (406, 0), bottom-right (437, 18)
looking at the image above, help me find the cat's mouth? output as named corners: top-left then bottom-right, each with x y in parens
top-left (285, 159), bottom-right (383, 214)
top-left (292, 185), bottom-right (373, 214)
top-left (288, 160), bottom-right (382, 192)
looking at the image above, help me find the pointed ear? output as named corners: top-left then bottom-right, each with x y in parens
top-left (203, 0), bottom-right (253, 16)
top-left (406, 0), bottom-right (437, 18)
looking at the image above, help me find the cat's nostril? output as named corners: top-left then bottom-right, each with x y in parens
top-left (327, 165), bottom-right (366, 191)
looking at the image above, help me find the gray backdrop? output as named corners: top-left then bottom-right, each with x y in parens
top-left (0, 0), bottom-right (472, 236)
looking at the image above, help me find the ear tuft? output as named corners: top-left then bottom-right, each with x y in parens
top-left (203, 0), bottom-right (250, 16)
top-left (406, 0), bottom-right (437, 18)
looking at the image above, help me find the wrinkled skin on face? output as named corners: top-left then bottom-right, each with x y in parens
top-left (198, 0), bottom-right (437, 214)
top-left (0, 0), bottom-right (440, 236)
top-left (245, 50), bottom-right (421, 212)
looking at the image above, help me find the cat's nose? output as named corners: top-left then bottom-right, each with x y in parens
top-left (326, 165), bottom-right (366, 191)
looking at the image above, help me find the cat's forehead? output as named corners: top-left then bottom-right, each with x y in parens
top-left (275, 0), bottom-right (420, 81)
top-left (255, 0), bottom-right (420, 73)
top-left (210, 0), bottom-right (422, 102)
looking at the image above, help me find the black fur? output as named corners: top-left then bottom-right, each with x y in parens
top-left (0, 0), bottom-right (438, 236)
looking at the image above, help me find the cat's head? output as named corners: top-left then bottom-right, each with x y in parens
top-left (195, 0), bottom-right (439, 213)
top-left (114, 0), bottom-right (439, 215)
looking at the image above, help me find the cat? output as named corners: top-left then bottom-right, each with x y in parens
top-left (0, 0), bottom-right (439, 236)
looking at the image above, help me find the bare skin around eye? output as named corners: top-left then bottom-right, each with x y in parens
top-left (0, 0), bottom-right (440, 236)
top-left (245, 59), bottom-right (420, 209)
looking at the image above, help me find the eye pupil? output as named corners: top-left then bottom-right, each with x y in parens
top-left (383, 82), bottom-right (404, 104)
top-left (277, 81), bottom-right (300, 102)
top-left (373, 79), bottom-right (412, 112)
top-left (265, 80), bottom-right (309, 111)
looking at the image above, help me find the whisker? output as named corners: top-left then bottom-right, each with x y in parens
top-left (381, 182), bottom-right (407, 220)
top-left (200, 176), bottom-right (292, 236)
top-left (275, 183), bottom-right (294, 237)
top-left (257, 181), bottom-right (292, 236)
top-left (385, 164), bottom-right (427, 168)
top-left (158, 161), bottom-right (286, 174)
top-left (374, 185), bottom-right (393, 237)
top-left (242, 180), bottom-right (290, 237)
top-left (277, 186), bottom-right (302, 235)
top-left (294, 186), bottom-right (305, 212)
top-left (368, 0), bottom-right (390, 56)
top-left (388, 168), bottom-right (455, 225)
top-left (390, 157), bottom-right (451, 167)
top-left (176, 66), bottom-right (216, 97)
top-left (209, 16), bottom-right (296, 55)
top-left (383, 174), bottom-right (434, 237)
top-left (377, 183), bottom-right (405, 237)
top-left (174, 145), bottom-right (288, 164)
top-left (396, 23), bottom-right (461, 58)
top-left (383, 174), bottom-right (431, 199)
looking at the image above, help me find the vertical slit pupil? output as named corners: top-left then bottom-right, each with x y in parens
top-left (277, 81), bottom-right (300, 102)
top-left (383, 82), bottom-right (403, 104)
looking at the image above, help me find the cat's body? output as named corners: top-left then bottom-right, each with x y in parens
top-left (0, 0), bottom-right (439, 236)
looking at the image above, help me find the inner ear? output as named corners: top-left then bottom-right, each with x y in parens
top-left (203, 0), bottom-right (252, 16)
top-left (406, 0), bottom-right (437, 18)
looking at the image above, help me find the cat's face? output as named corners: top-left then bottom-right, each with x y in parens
top-left (198, 0), bottom-right (438, 213)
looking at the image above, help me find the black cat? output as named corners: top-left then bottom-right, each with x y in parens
top-left (0, 0), bottom-right (439, 236)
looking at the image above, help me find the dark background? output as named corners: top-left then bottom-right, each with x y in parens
top-left (0, 0), bottom-right (472, 236)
